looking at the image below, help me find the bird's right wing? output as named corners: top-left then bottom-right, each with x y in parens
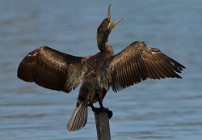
top-left (109, 41), bottom-right (185, 92)
top-left (17, 46), bottom-right (87, 93)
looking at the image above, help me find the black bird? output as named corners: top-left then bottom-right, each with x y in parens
top-left (17, 5), bottom-right (185, 131)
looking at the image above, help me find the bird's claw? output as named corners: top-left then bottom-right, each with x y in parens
top-left (92, 107), bottom-right (113, 119)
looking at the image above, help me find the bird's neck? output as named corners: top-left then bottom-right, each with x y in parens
top-left (97, 35), bottom-right (113, 53)
top-left (98, 42), bottom-right (114, 54)
top-left (97, 28), bottom-right (112, 52)
top-left (97, 34), bottom-right (108, 49)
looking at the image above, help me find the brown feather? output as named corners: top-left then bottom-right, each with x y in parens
top-left (17, 46), bottom-right (86, 93)
top-left (109, 41), bottom-right (185, 92)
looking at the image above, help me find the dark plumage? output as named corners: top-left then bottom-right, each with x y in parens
top-left (17, 5), bottom-right (185, 131)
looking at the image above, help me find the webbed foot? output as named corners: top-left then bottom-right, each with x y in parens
top-left (91, 106), bottom-right (113, 119)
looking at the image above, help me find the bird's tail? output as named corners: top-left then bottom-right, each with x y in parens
top-left (67, 104), bottom-right (88, 131)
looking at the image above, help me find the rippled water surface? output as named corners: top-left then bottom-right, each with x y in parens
top-left (0, 0), bottom-right (201, 140)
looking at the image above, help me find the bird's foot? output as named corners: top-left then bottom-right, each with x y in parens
top-left (92, 107), bottom-right (113, 119)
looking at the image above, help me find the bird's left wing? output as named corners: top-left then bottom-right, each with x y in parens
top-left (109, 41), bottom-right (185, 92)
top-left (17, 46), bottom-right (87, 93)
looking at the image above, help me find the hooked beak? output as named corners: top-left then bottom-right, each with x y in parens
top-left (107, 4), bottom-right (123, 30)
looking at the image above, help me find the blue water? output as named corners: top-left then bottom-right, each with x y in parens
top-left (0, 0), bottom-right (201, 140)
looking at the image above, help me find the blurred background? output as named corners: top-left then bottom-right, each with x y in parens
top-left (0, 0), bottom-right (201, 140)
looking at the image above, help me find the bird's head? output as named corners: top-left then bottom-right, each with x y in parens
top-left (97, 4), bottom-right (123, 51)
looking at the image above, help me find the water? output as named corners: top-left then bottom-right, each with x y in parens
top-left (0, 0), bottom-right (201, 139)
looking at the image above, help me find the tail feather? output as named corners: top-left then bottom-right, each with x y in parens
top-left (67, 104), bottom-right (88, 131)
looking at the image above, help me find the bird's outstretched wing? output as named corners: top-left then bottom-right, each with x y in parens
top-left (17, 46), bottom-right (86, 93)
top-left (109, 41), bottom-right (185, 92)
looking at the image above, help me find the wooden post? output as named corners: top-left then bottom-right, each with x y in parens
top-left (94, 111), bottom-right (111, 140)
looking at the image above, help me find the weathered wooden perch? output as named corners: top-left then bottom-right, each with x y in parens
top-left (94, 111), bottom-right (111, 140)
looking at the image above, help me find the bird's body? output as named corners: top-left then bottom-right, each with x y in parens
top-left (79, 50), bottom-right (113, 103)
top-left (17, 5), bottom-right (185, 131)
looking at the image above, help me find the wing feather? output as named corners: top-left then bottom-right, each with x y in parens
top-left (109, 41), bottom-right (185, 92)
top-left (17, 46), bottom-right (86, 93)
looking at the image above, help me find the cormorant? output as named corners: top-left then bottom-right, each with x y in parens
top-left (17, 5), bottom-right (185, 131)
